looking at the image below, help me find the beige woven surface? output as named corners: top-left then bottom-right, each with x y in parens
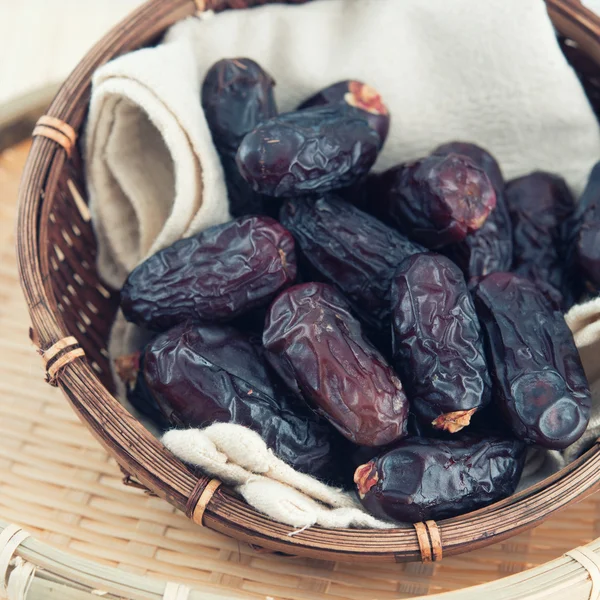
top-left (2, 140), bottom-right (600, 600)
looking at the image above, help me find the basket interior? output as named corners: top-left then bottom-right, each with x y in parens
top-left (44, 28), bottom-right (600, 396)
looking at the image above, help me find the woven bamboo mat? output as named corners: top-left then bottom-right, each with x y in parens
top-left (2, 139), bottom-right (600, 600)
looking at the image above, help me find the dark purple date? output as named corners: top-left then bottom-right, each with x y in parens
top-left (433, 142), bottom-right (513, 277)
top-left (354, 436), bottom-right (525, 523)
top-left (506, 172), bottom-right (575, 309)
top-left (143, 322), bottom-right (342, 482)
top-left (121, 216), bottom-right (296, 332)
top-left (279, 195), bottom-right (424, 343)
top-left (472, 272), bottom-right (591, 449)
top-left (298, 80), bottom-right (390, 145)
top-left (263, 283), bottom-right (409, 447)
top-left (201, 58), bottom-right (278, 217)
top-left (202, 58), bottom-right (277, 154)
top-left (375, 153), bottom-right (496, 248)
top-left (236, 105), bottom-right (381, 197)
top-left (391, 253), bottom-right (491, 432)
top-left (569, 161), bottom-right (600, 294)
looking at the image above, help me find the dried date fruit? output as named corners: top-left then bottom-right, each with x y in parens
top-left (279, 195), bottom-right (424, 344)
top-left (505, 172), bottom-right (575, 309)
top-left (121, 216), bottom-right (297, 332)
top-left (298, 80), bottom-right (390, 145)
top-left (433, 141), bottom-right (504, 192)
top-left (374, 153), bottom-right (496, 248)
top-left (433, 142), bottom-right (513, 277)
top-left (263, 283), bottom-right (409, 446)
top-left (219, 155), bottom-right (272, 218)
top-left (143, 321), bottom-right (343, 482)
top-left (391, 253), bottom-right (491, 432)
top-left (354, 436), bottom-right (525, 523)
top-left (202, 58), bottom-right (277, 154)
top-left (201, 58), bottom-right (278, 217)
top-left (569, 161), bottom-right (600, 294)
top-left (472, 272), bottom-right (591, 449)
top-left (236, 105), bottom-right (381, 197)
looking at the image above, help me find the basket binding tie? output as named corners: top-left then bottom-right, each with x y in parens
top-left (565, 547), bottom-right (600, 600)
top-left (414, 520), bottom-right (442, 563)
top-left (32, 115), bottom-right (77, 158)
top-left (186, 479), bottom-right (222, 526)
top-left (34, 335), bottom-right (85, 386)
top-left (0, 525), bottom-right (33, 598)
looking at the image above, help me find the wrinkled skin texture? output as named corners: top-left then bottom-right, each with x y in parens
top-left (472, 273), bottom-right (591, 449)
top-left (506, 172), bottom-right (576, 309)
top-left (263, 283), bottom-right (409, 446)
top-left (570, 161), bottom-right (600, 294)
top-left (433, 142), bottom-right (513, 277)
top-left (354, 436), bottom-right (525, 523)
top-left (201, 58), bottom-right (278, 217)
top-left (121, 216), bottom-right (297, 332)
top-left (375, 153), bottom-right (496, 248)
top-left (236, 105), bottom-right (381, 197)
top-left (391, 253), bottom-right (491, 432)
top-left (279, 196), bottom-right (424, 345)
top-left (143, 322), bottom-right (343, 482)
top-left (298, 80), bottom-right (390, 145)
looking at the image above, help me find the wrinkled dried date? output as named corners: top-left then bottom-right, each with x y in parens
top-left (143, 321), bottom-right (343, 482)
top-left (236, 105), bottom-right (381, 197)
top-left (121, 216), bottom-right (297, 332)
top-left (375, 153), bottom-right (496, 248)
top-left (506, 172), bottom-right (575, 308)
top-left (433, 142), bottom-right (512, 277)
top-left (391, 253), bottom-right (491, 432)
top-left (569, 161), bottom-right (600, 294)
top-left (202, 58), bottom-right (277, 154)
top-left (354, 436), bottom-right (525, 523)
top-left (202, 58), bottom-right (278, 217)
top-left (472, 272), bottom-right (591, 449)
top-left (433, 141), bottom-right (504, 191)
top-left (279, 195), bottom-right (424, 344)
top-left (298, 80), bottom-right (390, 145)
top-left (263, 283), bottom-right (409, 446)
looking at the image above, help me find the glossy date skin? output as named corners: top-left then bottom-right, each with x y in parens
top-left (570, 161), bottom-right (600, 293)
top-left (263, 283), bottom-right (409, 446)
top-left (506, 172), bottom-right (575, 309)
top-left (472, 273), bottom-right (591, 449)
top-left (391, 253), bottom-right (491, 432)
top-left (433, 142), bottom-right (512, 277)
top-left (143, 322), bottom-right (342, 482)
top-left (279, 195), bottom-right (424, 343)
top-left (298, 80), bottom-right (390, 145)
top-left (236, 105), bottom-right (381, 197)
top-left (121, 216), bottom-right (297, 332)
top-left (201, 58), bottom-right (278, 217)
top-left (375, 153), bottom-right (496, 248)
top-left (354, 436), bottom-right (525, 523)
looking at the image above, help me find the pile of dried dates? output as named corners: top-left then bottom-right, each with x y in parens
top-left (118, 57), bottom-right (597, 524)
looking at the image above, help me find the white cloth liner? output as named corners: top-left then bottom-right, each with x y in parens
top-left (83, 0), bottom-right (600, 528)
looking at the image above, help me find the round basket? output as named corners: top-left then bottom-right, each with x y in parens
top-left (15, 0), bottom-right (600, 564)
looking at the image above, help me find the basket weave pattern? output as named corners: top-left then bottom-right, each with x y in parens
top-left (16, 0), bottom-right (600, 563)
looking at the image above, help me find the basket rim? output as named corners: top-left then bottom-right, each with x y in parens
top-left (15, 0), bottom-right (600, 563)
top-left (1, 519), bottom-right (598, 600)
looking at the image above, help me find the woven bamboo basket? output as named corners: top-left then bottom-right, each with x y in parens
top-left (2, 124), bottom-right (600, 600)
top-left (15, 0), bottom-right (600, 565)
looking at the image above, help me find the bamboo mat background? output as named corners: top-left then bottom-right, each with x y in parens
top-left (1, 1), bottom-right (600, 598)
